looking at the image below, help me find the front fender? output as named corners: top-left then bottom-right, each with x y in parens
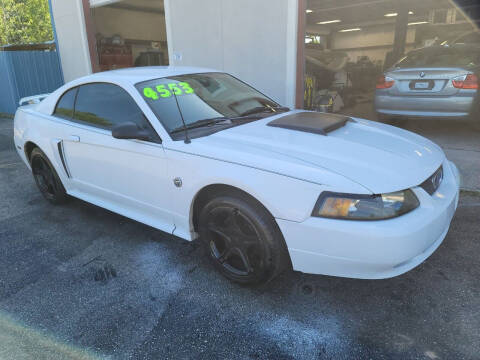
top-left (166, 148), bottom-right (332, 241)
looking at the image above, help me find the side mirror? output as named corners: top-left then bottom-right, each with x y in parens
top-left (112, 122), bottom-right (151, 141)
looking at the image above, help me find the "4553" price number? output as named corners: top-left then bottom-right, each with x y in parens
top-left (143, 82), bottom-right (194, 100)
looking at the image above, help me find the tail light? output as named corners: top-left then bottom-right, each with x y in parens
top-left (452, 74), bottom-right (478, 89)
top-left (376, 75), bottom-right (395, 89)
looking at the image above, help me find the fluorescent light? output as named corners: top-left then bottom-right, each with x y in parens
top-left (385, 11), bottom-right (414, 17)
top-left (339, 28), bottom-right (361, 32)
top-left (306, 9), bottom-right (313, 13)
top-left (408, 21), bottom-right (429, 25)
top-left (317, 19), bottom-right (341, 25)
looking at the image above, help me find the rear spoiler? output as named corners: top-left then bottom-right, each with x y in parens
top-left (19, 94), bottom-right (50, 106)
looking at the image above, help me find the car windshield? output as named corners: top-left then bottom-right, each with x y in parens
top-left (395, 46), bottom-right (480, 69)
top-left (136, 72), bottom-right (283, 134)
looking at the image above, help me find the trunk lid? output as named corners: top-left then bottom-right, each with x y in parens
top-left (385, 67), bottom-right (473, 96)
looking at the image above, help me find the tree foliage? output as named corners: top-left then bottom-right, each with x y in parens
top-left (0, 0), bottom-right (53, 46)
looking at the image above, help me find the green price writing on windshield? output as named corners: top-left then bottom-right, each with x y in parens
top-left (143, 82), bottom-right (194, 101)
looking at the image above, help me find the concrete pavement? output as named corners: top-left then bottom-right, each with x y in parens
top-left (1, 117), bottom-right (479, 359)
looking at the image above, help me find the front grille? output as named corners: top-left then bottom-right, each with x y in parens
top-left (420, 166), bottom-right (443, 195)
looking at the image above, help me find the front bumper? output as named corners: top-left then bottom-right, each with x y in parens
top-left (278, 160), bottom-right (460, 279)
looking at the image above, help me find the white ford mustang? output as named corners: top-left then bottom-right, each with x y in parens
top-left (13, 67), bottom-right (460, 284)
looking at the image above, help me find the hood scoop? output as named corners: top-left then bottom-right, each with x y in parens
top-left (267, 112), bottom-right (352, 135)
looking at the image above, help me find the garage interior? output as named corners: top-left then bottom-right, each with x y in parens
top-left (90, 0), bottom-right (168, 71)
top-left (303, 0), bottom-right (480, 114)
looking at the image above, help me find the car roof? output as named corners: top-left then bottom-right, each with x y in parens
top-left (34, 66), bottom-right (219, 114)
top-left (78, 66), bottom-right (219, 85)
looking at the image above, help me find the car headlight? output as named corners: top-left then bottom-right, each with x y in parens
top-left (312, 190), bottom-right (419, 220)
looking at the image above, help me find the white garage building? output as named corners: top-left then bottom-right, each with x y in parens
top-left (49, 0), bottom-right (478, 110)
top-left (50, 0), bottom-right (302, 108)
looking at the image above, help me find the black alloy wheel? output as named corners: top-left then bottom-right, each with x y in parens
top-left (30, 148), bottom-right (68, 204)
top-left (198, 194), bottom-right (290, 284)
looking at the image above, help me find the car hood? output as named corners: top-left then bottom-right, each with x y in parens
top-left (190, 111), bottom-right (445, 194)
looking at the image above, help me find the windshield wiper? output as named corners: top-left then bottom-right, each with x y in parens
top-left (206, 114), bottom-right (265, 122)
top-left (239, 106), bottom-right (290, 117)
top-left (170, 114), bottom-right (269, 134)
top-left (169, 108), bottom-right (290, 135)
top-left (170, 118), bottom-right (232, 134)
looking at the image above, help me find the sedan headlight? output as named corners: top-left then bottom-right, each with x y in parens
top-left (312, 190), bottom-right (419, 220)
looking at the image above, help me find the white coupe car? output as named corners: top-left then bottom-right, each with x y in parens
top-left (13, 67), bottom-right (460, 284)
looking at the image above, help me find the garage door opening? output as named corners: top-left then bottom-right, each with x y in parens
top-left (302, 0), bottom-right (479, 120)
top-left (90, 0), bottom-right (169, 71)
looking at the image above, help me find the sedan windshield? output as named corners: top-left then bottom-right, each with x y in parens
top-left (136, 72), bottom-right (286, 136)
top-left (395, 46), bottom-right (480, 69)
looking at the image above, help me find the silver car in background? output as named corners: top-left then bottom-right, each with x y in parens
top-left (375, 45), bottom-right (480, 127)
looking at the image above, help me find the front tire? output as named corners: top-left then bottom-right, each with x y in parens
top-left (30, 148), bottom-right (69, 205)
top-left (198, 193), bottom-right (290, 285)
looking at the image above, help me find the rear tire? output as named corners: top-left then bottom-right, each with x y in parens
top-left (30, 148), bottom-right (69, 205)
top-left (198, 192), bottom-right (290, 285)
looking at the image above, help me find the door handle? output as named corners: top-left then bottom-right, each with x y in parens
top-left (68, 135), bottom-right (80, 142)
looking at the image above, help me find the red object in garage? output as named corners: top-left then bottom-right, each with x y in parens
top-left (98, 44), bottom-right (133, 71)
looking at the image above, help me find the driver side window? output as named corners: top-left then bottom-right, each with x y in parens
top-left (54, 83), bottom-right (160, 143)
top-left (73, 83), bottom-right (149, 130)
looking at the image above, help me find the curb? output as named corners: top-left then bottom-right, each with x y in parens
top-left (460, 188), bottom-right (480, 196)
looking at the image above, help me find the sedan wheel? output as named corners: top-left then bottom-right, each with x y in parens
top-left (199, 194), bottom-right (290, 284)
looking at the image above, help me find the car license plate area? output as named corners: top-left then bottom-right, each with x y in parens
top-left (410, 80), bottom-right (434, 90)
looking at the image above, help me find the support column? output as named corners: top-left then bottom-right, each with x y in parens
top-left (49, 0), bottom-right (93, 81)
top-left (82, 0), bottom-right (100, 73)
top-left (295, 0), bottom-right (306, 109)
top-left (391, 3), bottom-right (409, 63)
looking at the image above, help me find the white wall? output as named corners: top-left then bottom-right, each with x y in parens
top-left (51, 0), bottom-right (92, 82)
top-left (164, 0), bottom-right (299, 108)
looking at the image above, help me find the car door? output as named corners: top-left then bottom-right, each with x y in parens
top-left (58, 82), bottom-right (174, 234)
